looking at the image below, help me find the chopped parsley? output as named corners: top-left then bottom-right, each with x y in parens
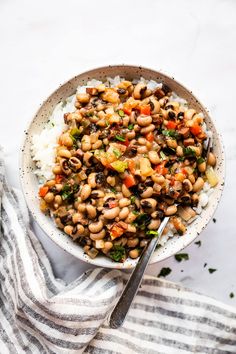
top-left (146, 230), bottom-right (159, 237)
top-left (128, 124), bottom-right (134, 130)
top-left (115, 134), bottom-right (126, 142)
top-left (133, 213), bottom-right (151, 230)
top-left (110, 187), bottom-right (117, 194)
top-left (51, 122), bottom-right (55, 127)
top-left (208, 268), bottom-right (217, 274)
top-left (70, 127), bottom-right (81, 141)
top-left (110, 245), bottom-right (125, 262)
top-left (183, 147), bottom-right (196, 156)
top-left (204, 263), bottom-right (207, 268)
top-left (158, 267), bottom-right (172, 278)
top-left (105, 120), bottom-right (110, 127)
top-left (132, 210), bottom-right (139, 215)
top-left (162, 129), bottom-right (179, 138)
top-left (130, 195), bottom-right (136, 204)
top-left (230, 292), bottom-right (234, 299)
top-left (195, 241), bottom-right (201, 247)
top-left (197, 157), bottom-right (205, 164)
top-left (61, 184), bottom-right (79, 202)
top-left (175, 253), bottom-right (189, 262)
top-left (118, 109), bottom-right (125, 117)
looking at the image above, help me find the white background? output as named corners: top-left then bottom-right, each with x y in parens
top-left (0, 0), bottom-right (236, 305)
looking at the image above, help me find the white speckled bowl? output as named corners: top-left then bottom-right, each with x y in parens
top-left (19, 65), bottom-right (225, 269)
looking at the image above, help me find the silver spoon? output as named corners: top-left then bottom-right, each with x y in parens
top-left (109, 216), bottom-right (170, 329)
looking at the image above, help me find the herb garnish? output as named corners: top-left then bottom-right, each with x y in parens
top-left (110, 187), bottom-right (117, 194)
top-left (130, 195), bottom-right (136, 204)
top-left (160, 151), bottom-right (168, 160)
top-left (195, 241), bottom-right (201, 247)
top-left (128, 124), bottom-right (134, 130)
top-left (132, 210), bottom-right (139, 215)
top-left (158, 267), bottom-right (172, 278)
top-left (162, 129), bottom-right (179, 138)
top-left (197, 157), bottom-right (205, 164)
top-left (146, 230), bottom-right (159, 237)
top-left (183, 147), bottom-right (196, 156)
top-left (133, 213), bottom-right (151, 230)
top-left (61, 184), bottom-right (79, 202)
top-left (118, 109), bottom-right (125, 117)
top-left (115, 135), bottom-right (126, 142)
top-left (175, 253), bottom-right (189, 262)
top-left (230, 292), bottom-right (234, 298)
top-left (208, 268), bottom-right (217, 274)
top-left (110, 245), bottom-right (125, 262)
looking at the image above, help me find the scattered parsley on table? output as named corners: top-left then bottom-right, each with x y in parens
top-left (195, 241), bottom-right (201, 247)
top-left (175, 253), bottom-right (189, 262)
top-left (158, 267), bottom-right (172, 278)
top-left (208, 268), bottom-right (217, 274)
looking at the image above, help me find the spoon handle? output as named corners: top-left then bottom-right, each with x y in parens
top-left (109, 216), bottom-right (170, 329)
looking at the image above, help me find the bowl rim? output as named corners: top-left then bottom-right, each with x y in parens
top-left (19, 64), bottom-right (225, 269)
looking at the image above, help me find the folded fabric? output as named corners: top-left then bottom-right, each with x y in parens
top-left (1, 154), bottom-right (236, 354)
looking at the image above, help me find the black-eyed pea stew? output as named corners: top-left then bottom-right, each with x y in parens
top-left (38, 79), bottom-right (218, 262)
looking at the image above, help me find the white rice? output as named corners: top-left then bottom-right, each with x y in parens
top-left (31, 76), bottom-right (213, 246)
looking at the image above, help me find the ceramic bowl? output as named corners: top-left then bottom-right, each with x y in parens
top-left (19, 65), bottom-right (225, 269)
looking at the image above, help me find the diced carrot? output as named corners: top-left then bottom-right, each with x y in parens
top-left (139, 105), bottom-right (151, 115)
top-left (128, 160), bottom-right (136, 174)
top-left (145, 132), bottom-right (154, 142)
top-left (124, 174), bottom-right (136, 188)
top-left (166, 121), bottom-right (177, 129)
top-left (190, 124), bottom-right (202, 136)
top-left (55, 175), bottom-right (63, 184)
top-left (39, 186), bottom-right (49, 197)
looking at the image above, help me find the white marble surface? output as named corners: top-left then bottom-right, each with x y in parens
top-left (1, 0), bottom-right (236, 305)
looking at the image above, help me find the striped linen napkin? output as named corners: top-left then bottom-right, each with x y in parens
top-left (1, 155), bottom-right (236, 354)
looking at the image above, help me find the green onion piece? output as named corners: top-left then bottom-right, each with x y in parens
top-left (130, 195), bottom-right (136, 204)
top-left (118, 109), bottom-right (125, 117)
top-left (183, 147), bottom-right (196, 156)
top-left (160, 151), bottom-right (168, 160)
top-left (113, 148), bottom-right (122, 158)
top-left (132, 210), bottom-right (139, 215)
top-left (146, 230), bottom-right (159, 237)
top-left (128, 124), bottom-right (134, 130)
top-left (197, 157), bottom-right (205, 164)
top-left (162, 129), bottom-right (179, 138)
top-left (115, 135), bottom-right (126, 142)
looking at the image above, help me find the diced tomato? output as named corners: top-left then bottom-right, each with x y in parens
top-left (155, 162), bottom-right (168, 175)
top-left (110, 225), bottom-right (125, 240)
top-left (128, 160), bottom-right (136, 174)
top-left (145, 132), bottom-right (154, 142)
top-left (174, 173), bottom-right (186, 182)
top-left (166, 121), bottom-right (177, 129)
top-left (108, 200), bottom-right (118, 208)
top-left (38, 186), bottom-right (49, 197)
top-left (139, 105), bottom-right (151, 115)
top-left (124, 107), bottom-right (132, 115)
top-left (190, 125), bottom-right (202, 136)
top-left (170, 177), bottom-right (175, 186)
top-left (124, 174), bottom-right (136, 188)
top-left (55, 175), bottom-right (63, 184)
top-left (120, 136), bottom-right (130, 147)
top-left (181, 168), bottom-right (188, 175)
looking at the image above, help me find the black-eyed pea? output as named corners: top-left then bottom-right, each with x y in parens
top-left (151, 174), bottom-right (165, 184)
top-left (76, 224), bottom-right (85, 235)
top-left (127, 224), bottom-right (137, 233)
top-left (148, 151), bottom-right (160, 165)
top-left (103, 207), bottom-right (120, 220)
top-left (193, 177), bottom-right (204, 192)
top-left (76, 203), bottom-right (86, 213)
top-left (138, 137), bottom-right (147, 145)
top-left (90, 229), bottom-right (106, 240)
top-left (126, 131), bottom-right (136, 139)
top-left (60, 133), bottom-right (73, 147)
top-left (165, 205), bottom-right (177, 216)
top-left (134, 124), bottom-right (141, 132)
top-left (64, 225), bottom-right (73, 236)
top-left (53, 165), bottom-right (62, 174)
top-left (167, 138), bottom-right (177, 149)
top-left (81, 135), bottom-right (91, 151)
top-left (198, 161), bottom-right (206, 173)
top-left (207, 152), bottom-right (216, 167)
top-left (137, 115), bottom-right (152, 127)
top-left (58, 149), bottom-right (71, 159)
top-left (46, 180), bottom-right (56, 187)
top-left (103, 241), bottom-right (113, 253)
top-left (88, 220), bottom-right (103, 233)
top-left (140, 124), bottom-right (155, 134)
top-left (44, 192), bottom-right (54, 204)
top-left (122, 184), bottom-right (132, 197)
top-left (107, 176), bottom-right (116, 187)
top-left (80, 184), bottom-right (91, 201)
top-left (129, 249), bottom-right (140, 259)
top-left (147, 219), bottom-right (161, 230)
top-left (86, 205), bottom-right (97, 219)
top-left (184, 109), bottom-right (196, 120)
top-left (188, 174), bottom-right (195, 184)
top-left (119, 198), bottom-right (131, 208)
top-left (133, 82), bottom-right (147, 99)
top-left (140, 187), bottom-right (153, 198)
top-left (183, 179), bottom-right (193, 192)
top-left (137, 146), bottom-right (148, 154)
top-left (83, 152), bottom-right (93, 167)
top-left (140, 240), bottom-right (148, 248)
top-left (92, 140), bottom-right (103, 149)
top-left (54, 195), bottom-right (62, 206)
top-left (122, 116), bottom-right (130, 127)
top-left (127, 238), bottom-right (139, 248)
top-left (87, 173), bottom-right (97, 188)
top-left (176, 146), bottom-right (183, 157)
top-left (119, 207), bottom-right (129, 220)
top-left (125, 212), bottom-right (137, 224)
